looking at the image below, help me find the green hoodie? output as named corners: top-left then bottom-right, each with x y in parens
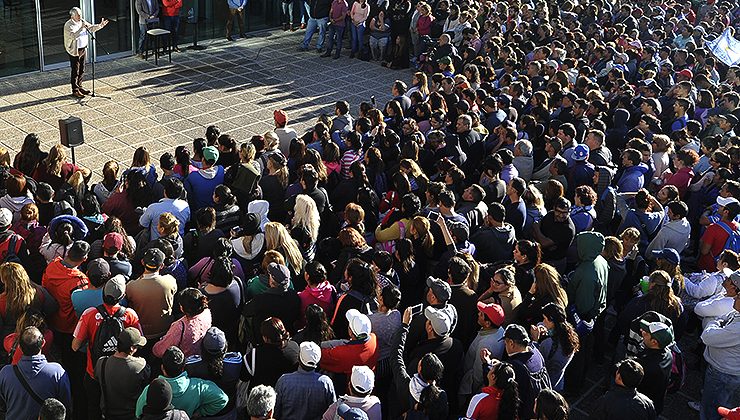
top-left (567, 231), bottom-right (609, 320)
top-left (135, 372), bottom-right (228, 418)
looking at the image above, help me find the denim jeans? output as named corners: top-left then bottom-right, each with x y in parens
top-left (369, 36), bottom-right (389, 60)
top-left (161, 15), bottom-right (180, 47)
top-left (281, 1), bottom-right (293, 24)
top-left (701, 364), bottom-right (740, 420)
top-left (349, 22), bottom-right (365, 54)
top-left (137, 23), bottom-right (148, 53)
top-left (297, 0), bottom-right (308, 24)
top-left (325, 23), bottom-right (345, 56)
top-left (302, 17), bottom-right (328, 50)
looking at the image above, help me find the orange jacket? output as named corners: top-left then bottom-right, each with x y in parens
top-left (42, 257), bottom-right (89, 334)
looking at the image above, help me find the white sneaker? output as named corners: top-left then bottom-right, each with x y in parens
top-left (687, 401), bottom-right (701, 412)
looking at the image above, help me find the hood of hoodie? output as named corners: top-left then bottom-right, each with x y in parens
top-left (0, 194), bottom-right (33, 211)
top-left (613, 108), bottom-right (631, 127)
top-left (299, 281), bottom-right (335, 304)
top-left (197, 166), bottom-right (220, 180)
top-left (596, 166), bottom-right (615, 195)
top-left (626, 163), bottom-right (649, 176)
top-left (576, 231), bottom-right (605, 261)
top-left (664, 218), bottom-right (691, 234)
top-left (247, 200), bottom-right (270, 230)
top-left (165, 372), bottom-right (191, 398)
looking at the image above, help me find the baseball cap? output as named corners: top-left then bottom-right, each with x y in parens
top-left (573, 144), bottom-right (590, 161)
top-left (346, 309), bottom-right (372, 337)
top-left (0, 208), bottom-right (11, 228)
top-left (501, 324), bottom-right (531, 344)
top-left (118, 327), bottom-right (147, 349)
top-left (497, 95), bottom-right (512, 107)
top-left (718, 406), bottom-right (740, 419)
top-left (717, 196), bottom-right (740, 207)
top-left (202, 146), bottom-right (220, 163)
top-left (350, 365), bottom-right (375, 394)
top-left (545, 60), bottom-right (559, 69)
top-left (142, 248), bottom-right (165, 270)
top-left (650, 248), bottom-right (680, 266)
top-left (267, 263), bottom-right (291, 289)
top-left (639, 320), bottom-right (674, 348)
top-left (723, 270), bottom-right (740, 289)
top-left (337, 403), bottom-right (370, 420)
top-left (477, 301), bottom-right (505, 326)
top-left (719, 113), bottom-right (739, 127)
top-left (426, 276), bottom-right (451, 302)
top-left (299, 341), bottom-right (321, 368)
top-left (103, 275), bottom-right (127, 301)
top-left (676, 69), bottom-right (693, 79)
top-left (438, 56), bottom-right (452, 65)
top-left (162, 346), bottom-right (185, 370)
top-left (273, 109), bottom-right (288, 126)
top-left (86, 258), bottom-right (111, 284)
top-left (202, 327), bottom-right (227, 355)
top-left (103, 232), bottom-right (124, 252)
top-left (424, 306), bottom-right (452, 336)
top-left (615, 52), bottom-right (629, 62)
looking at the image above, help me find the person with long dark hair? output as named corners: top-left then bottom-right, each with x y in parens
top-left (293, 303), bottom-right (335, 345)
top-left (529, 303), bottom-right (580, 391)
top-left (330, 258), bottom-right (378, 339)
top-left (199, 256), bottom-right (243, 348)
top-left (13, 133), bottom-right (47, 177)
top-left (512, 239), bottom-right (541, 294)
top-left (534, 389), bottom-right (570, 420)
top-left (185, 327), bottom-right (243, 419)
top-left (152, 287), bottom-right (212, 358)
top-left (242, 317), bottom-right (299, 392)
top-left (465, 360), bottom-right (520, 420)
top-left (102, 170), bottom-right (154, 234)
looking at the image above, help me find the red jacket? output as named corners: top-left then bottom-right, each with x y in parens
top-left (321, 333), bottom-right (378, 375)
top-left (161, 0), bottom-right (182, 17)
top-left (466, 386), bottom-right (503, 419)
top-left (42, 257), bottom-right (89, 334)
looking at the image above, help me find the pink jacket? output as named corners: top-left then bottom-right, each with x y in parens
top-left (297, 281), bottom-right (337, 326)
top-left (152, 309), bottom-right (212, 358)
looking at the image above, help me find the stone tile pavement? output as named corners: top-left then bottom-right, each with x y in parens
top-left (0, 29), bottom-right (410, 181)
top-left (0, 27), bottom-right (707, 419)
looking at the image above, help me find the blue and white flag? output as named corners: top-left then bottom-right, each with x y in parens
top-left (706, 28), bottom-right (740, 67)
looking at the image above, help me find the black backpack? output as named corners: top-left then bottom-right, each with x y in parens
top-left (90, 305), bottom-right (125, 366)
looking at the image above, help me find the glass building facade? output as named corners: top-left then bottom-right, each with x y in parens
top-left (0, 0), bottom-right (279, 77)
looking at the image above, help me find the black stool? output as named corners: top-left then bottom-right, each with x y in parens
top-left (144, 28), bottom-right (172, 65)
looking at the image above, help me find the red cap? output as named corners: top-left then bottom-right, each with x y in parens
top-left (103, 232), bottom-right (124, 251)
top-left (273, 109), bottom-right (287, 126)
top-left (719, 407), bottom-right (740, 419)
top-left (677, 69), bottom-right (693, 79)
top-left (477, 301), bottom-right (505, 326)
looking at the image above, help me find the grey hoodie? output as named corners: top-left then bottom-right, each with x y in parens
top-left (645, 218), bottom-right (691, 257)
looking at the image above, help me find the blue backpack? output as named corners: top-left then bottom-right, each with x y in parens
top-left (716, 221), bottom-right (740, 259)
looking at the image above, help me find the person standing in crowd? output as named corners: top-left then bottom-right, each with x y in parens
top-left (63, 7), bottom-right (108, 98)
top-left (225, 0), bottom-right (247, 41)
top-left (299, 0), bottom-right (331, 52)
top-left (274, 341), bottom-right (336, 418)
top-left (126, 249), bottom-right (178, 343)
top-left (161, 0), bottom-right (182, 51)
top-left (94, 327), bottom-right (150, 420)
top-left (134, 0), bottom-right (159, 55)
top-left (0, 327), bottom-right (71, 419)
top-left (592, 358), bottom-right (656, 419)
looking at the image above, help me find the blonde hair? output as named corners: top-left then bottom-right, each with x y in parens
top-left (0, 263), bottom-right (37, 319)
top-left (263, 131), bottom-right (280, 151)
top-left (67, 171), bottom-right (85, 197)
top-left (292, 195), bottom-right (320, 242)
top-left (410, 216), bottom-right (434, 255)
top-left (602, 236), bottom-right (623, 261)
top-left (268, 156), bottom-right (289, 189)
top-left (264, 222), bottom-right (304, 273)
top-left (158, 212), bottom-right (180, 237)
top-left (44, 144), bottom-right (67, 177)
top-left (20, 203), bottom-right (39, 222)
top-left (0, 147), bottom-right (10, 167)
top-left (240, 142), bottom-right (256, 163)
top-left (533, 264), bottom-right (568, 308)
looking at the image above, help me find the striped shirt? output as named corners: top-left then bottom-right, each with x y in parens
top-left (341, 149), bottom-right (361, 179)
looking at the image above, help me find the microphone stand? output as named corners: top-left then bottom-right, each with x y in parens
top-left (85, 24), bottom-right (112, 100)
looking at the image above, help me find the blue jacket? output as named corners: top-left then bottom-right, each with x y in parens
top-left (0, 355), bottom-right (72, 419)
top-left (184, 166), bottom-right (226, 211)
top-left (228, 0), bottom-right (247, 9)
top-left (616, 164), bottom-right (649, 193)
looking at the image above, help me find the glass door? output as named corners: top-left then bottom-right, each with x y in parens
top-left (39, 0), bottom-right (81, 68)
top-left (91, 0), bottom-right (133, 59)
top-left (0, 0), bottom-right (41, 76)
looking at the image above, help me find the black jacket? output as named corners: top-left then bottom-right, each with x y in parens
top-left (591, 386), bottom-right (656, 420)
top-left (636, 347), bottom-right (672, 414)
top-left (470, 224), bottom-right (515, 264)
top-left (308, 0), bottom-right (330, 18)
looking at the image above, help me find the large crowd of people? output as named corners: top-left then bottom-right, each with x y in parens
top-left (5, 0), bottom-right (740, 419)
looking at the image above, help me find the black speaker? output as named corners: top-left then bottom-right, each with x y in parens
top-left (59, 117), bottom-right (84, 147)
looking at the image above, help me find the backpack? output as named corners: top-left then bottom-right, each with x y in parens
top-left (1, 235), bottom-right (22, 264)
top-left (716, 221), bottom-right (740, 258)
top-left (90, 305), bottom-right (125, 366)
top-left (667, 342), bottom-right (687, 394)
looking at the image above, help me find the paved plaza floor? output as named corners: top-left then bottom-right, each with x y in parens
top-left (0, 28), bottom-right (705, 419)
top-left (0, 29), bottom-right (410, 180)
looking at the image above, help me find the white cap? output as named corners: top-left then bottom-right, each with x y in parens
top-left (545, 60), bottom-right (559, 69)
top-left (717, 196), bottom-right (739, 207)
top-left (299, 341), bottom-right (321, 368)
top-left (0, 208), bottom-right (11, 227)
top-left (350, 365), bottom-right (375, 394)
top-left (346, 309), bottom-right (372, 337)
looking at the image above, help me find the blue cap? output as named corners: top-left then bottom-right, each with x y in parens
top-left (651, 248), bottom-right (680, 265)
top-left (573, 144), bottom-right (589, 161)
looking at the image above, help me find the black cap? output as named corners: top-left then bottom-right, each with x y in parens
top-left (144, 378), bottom-right (173, 414)
top-left (142, 248), bottom-right (165, 270)
top-left (500, 324), bottom-right (531, 345)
